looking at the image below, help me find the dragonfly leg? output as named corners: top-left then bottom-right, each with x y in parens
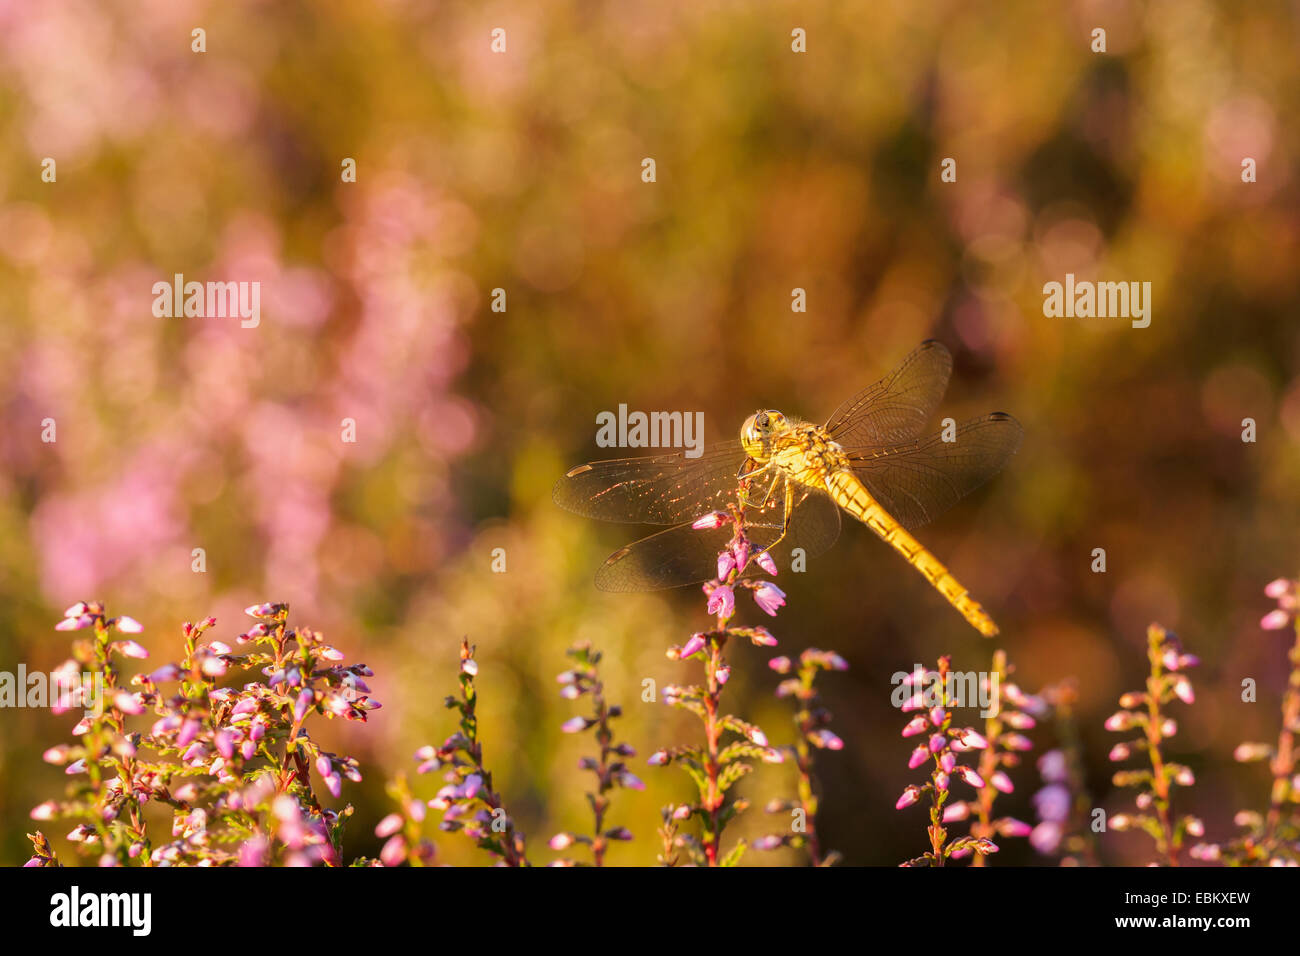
top-left (736, 462), bottom-right (774, 511)
top-left (750, 479), bottom-right (796, 569)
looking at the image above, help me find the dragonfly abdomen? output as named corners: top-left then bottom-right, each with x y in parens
top-left (824, 470), bottom-right (1001, 637)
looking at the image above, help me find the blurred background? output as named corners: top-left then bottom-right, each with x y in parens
top-left (2, 0), bottom-right (1299, 866)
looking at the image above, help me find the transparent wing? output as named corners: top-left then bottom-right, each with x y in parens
top-left (553, 441), bottom-right (749, 525)
top-left (823, 340), bottom-right (953, 448)
top-left (845, 413), bottom-right (1023, 531)
top-left (594, 481), bottom-right (842, 591)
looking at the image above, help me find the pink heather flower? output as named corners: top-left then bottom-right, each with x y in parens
top-left (935, 772), bottom-right (949, 792)
top-left (732, 540), bottom-right (749, 572)
top-left (1172, 677), bottom-right (1194, 705)
top-left (895, 786), bottom-right (921, 810)
top-left (672, 804), bottom-right (693, 820)
top-left (1033, 783), bottom-right (1071, 822)
top-left (238, 837), bottom-right (268, 867)
top-left (755, 550), bottom-right (778, 576)
top-left (30, 801), bottom-right (57, 821)
top-left (1174, 767), bottom-right (1195, 786)
top-left (294, 689), bottom-right (314, 721)
top-left (929, 734), bottom-right (946, 754)
top-left (902, 717), bottom-right (929, 737)
top-left (560, 716), bottom-right (588, 733)
top-left (939, 751), bottom-right (956, 773)
top-left (692, 512), bottom-right (729, 529)
top-left (1109, 743), bottom-right (1131, 761)
top-left (943, 802), bottom-right (970, 822)
top-left (680, 634), bottom-right (707, 658)
top-left (1104, 711), bottom-right (1132, 731)
top-left (751, 581), bottom-right (786, 616)
top-left (214, 731), bottom-right (235, 760)
top-left (620, 772), bottom-right (646, 790)
top-left (809, 729), bottom-right (843, 750)
top-left (1003, 711), bottom-right (1036, 730)
top-left (955, 766), bottom-right (985, 788)
top-left (648, 750), bottom-right (669, 766)
top-left (998, 818), bottom-right (1033, 838)
top-left (1234, 742), bottom-right (1272, 762)
top-left (1261, 609), bottom-right (1290, 630)
top-left (929, 706), bottom-right (946, 726)
top-left (1264, 578), bottom-right (1293, 599)
top-left (991, 771), bottom-right (1014, 794)
top-left (148, 664), bottom-right (181, 683)
top-left (113, 691), bottom-right (145, 712)
top-left (65, 759), bottom-right (86, 775)
top-left (1030, 821), bottom-right (1063, 854)
top-left (956, 729), bottom-right (989, 749)
top-left (241, 739), bottom-right (257, 760)
top-left (111, 616), bottom-right (144, 634)
top-left (900, 693), bottom-right (924, 712)
top-left (460, 774), bottom-right (484, 799)
top-left (908, 745), bottom-right (930, 769)
top-left (717, 551), bottom-right (736, 580)
top-left (707, 584), bottom-right (736, 619)
top-left (460, 658), bottom-right (478, 677)
top-left (549, 832), bottom-right (574, 851)
top-left (749, 626), bottom-right (778, 647)
top-left (752, 835), bottom-right (784, 851)
top-left (827, 652), bottom-right (848, 671)
top-left (56, 615), bottom-right (94, 631)
top-left (769, 656), bottom-right (792, 673)
top-left (606, 827), bottom-right (634, 841)
top-left (113, 640), bottom-right (149, 659)
top-left (716, 665), bottom-right (731, 684)
top-left (1002, 733), bottom-right (1033, 752)
top-left (380, 835), bottom-right (407, 867)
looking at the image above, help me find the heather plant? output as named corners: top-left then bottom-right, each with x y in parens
top-left (1105, 623), bottom-right (1202, 866)
top-left (1191, 577), bottom-right (1300, 865)
top-left (895, 655), bottom-right (997, 866)
top-left (648, 504), bottom-right (786, 867)
top-left (955, 649), bottom-right (1039, 865)
top-left (400, 639), bottom-right (530, 867)
top-left (1029, 681), bottom-right (1100, 866)
top-left (27, 601), bottom-right (378, 867)
top-left (549, 641), bottom-right (643, 866)
top-left (757, 646), bottom-right (848, 865)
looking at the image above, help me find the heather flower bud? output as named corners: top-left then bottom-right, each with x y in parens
top-left (895, 786), bottom-right (921, 810)
top-left (902, 717), bottom-right (929, 738)
top-left (691, 512), bottom-right (728, 529)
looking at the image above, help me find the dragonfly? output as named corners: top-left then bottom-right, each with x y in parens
top-left (553, 340), bottom-right (1023, 636)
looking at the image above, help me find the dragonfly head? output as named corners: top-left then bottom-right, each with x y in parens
top-left (740, 409), bottom-right (787, 460)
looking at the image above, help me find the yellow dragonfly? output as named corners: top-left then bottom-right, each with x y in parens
top-left (554, 341), bottom-right (1022, 636)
